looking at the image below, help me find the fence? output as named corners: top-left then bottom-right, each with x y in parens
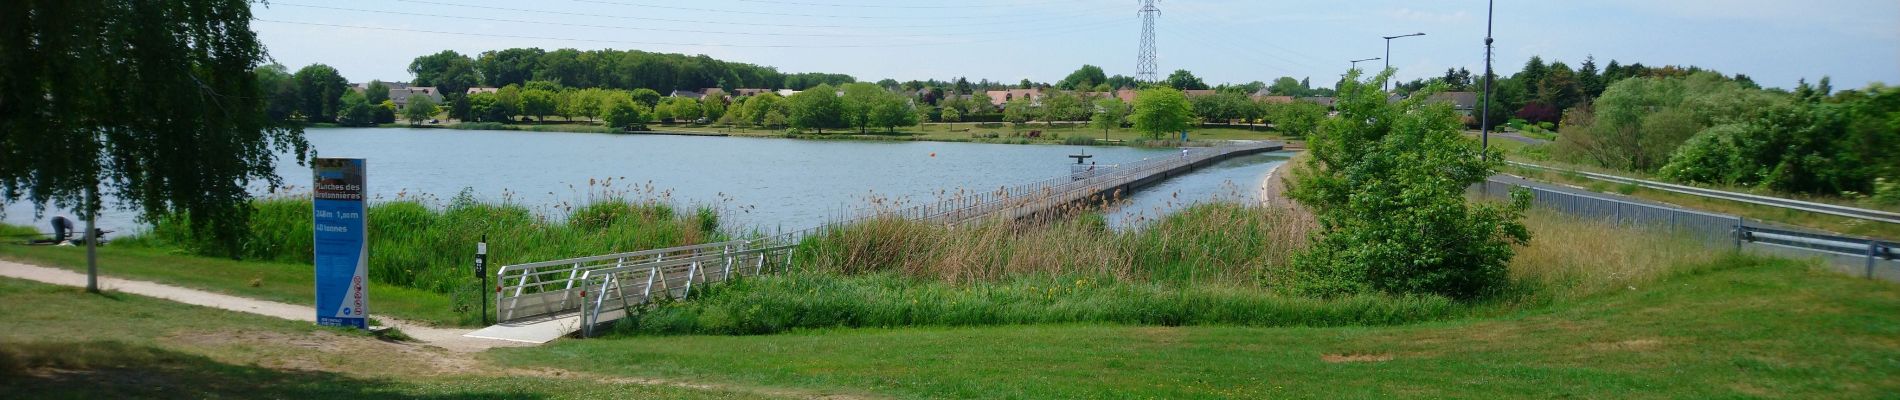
top-left (1475, 178), bottom-right (1898, 279)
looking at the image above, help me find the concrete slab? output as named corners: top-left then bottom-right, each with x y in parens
top-left (463, 309), bottom-right (627, 344)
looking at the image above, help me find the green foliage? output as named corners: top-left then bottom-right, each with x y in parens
top-left (1039, 91), bottom-right (1088, 123)
top-left (1090, 97), bottom-right (1129, 134)
top-left (293, 64), bottom-right (349, 123)
top-left (0, 0), bottom-right (316, 257)
top-left (402, 96), bottom-right (440, 125)
top-left (1165, 69), bottom-right (1208, 90)
top-left (1131, 87), bottom-right (1194, 139)
top-left (1557, 72), bottom-right (1782, 171)
top-left (602, 96), bottom-right (651, 131)
top-left (335, 90), bottom-right (376, 127)
top-left (1058, 64), bottom-right (1108, 90)
top-left (1002, 97), bottom-right (1034, 125)
top-left (629, 88), bottom-right (663, 108)
top-left (406, 50), bottom-right (481, 96)
top-left (787, 84), bottom-right (846, 134)
top-left (1287, 70), bottom-right (1530, 300)
top-left (609, 272), bottom-right (1456, 336)
top-left (1267, 101), bottom-right (1326, 138)
top-left (127, 193), bottom-right (721, 295)
top-left (521, 88), bottom-right (557, 121)
top-left (1660, 84), bottom-right (1900, 195)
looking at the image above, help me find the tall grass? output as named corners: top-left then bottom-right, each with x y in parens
top-left (609, 202), bottom-right (1737, 336)
top-left (123, 190), bottom-right (721, 296)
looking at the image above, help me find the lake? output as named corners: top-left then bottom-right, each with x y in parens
top-left (3, 128), bottom-right (1288, 234)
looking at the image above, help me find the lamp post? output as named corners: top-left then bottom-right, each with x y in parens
top-left (1382, 32), bottom-right (1425, 91)
top-left (1480, 0), bottom-right (1494, 160)
top-left (1349, 57), bottom-right (1381, 72)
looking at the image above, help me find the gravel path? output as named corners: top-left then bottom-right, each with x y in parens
top-left (0, 259), bottom-right (528, 353)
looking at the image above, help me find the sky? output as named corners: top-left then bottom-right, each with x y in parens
top-left (252, 0), bottom-right (1900, 91)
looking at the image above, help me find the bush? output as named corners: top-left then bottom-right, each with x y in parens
top-left (1287, 70), bottom-right (1530, 300)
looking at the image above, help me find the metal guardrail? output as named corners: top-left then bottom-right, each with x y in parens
top-left (1506, 161), bottom-right (1900, 225)
top-left (1477, 177), bottom-right (1899, 279)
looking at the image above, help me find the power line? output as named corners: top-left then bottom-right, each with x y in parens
top-left (272, 2), bottom-right (1121, 39)
top-left (390, 0), bottom-right (1111, 29)
top-left (254, 18), bottom-right (1119, 49)
top-left (565, 0), bottom-right (1009, 20)
top-left (1136, 0), bottom-right (1158, 82)
top-left (729, 0), bottom-right (1090, 9)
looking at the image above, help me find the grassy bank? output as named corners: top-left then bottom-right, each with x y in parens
top-left (497, 256), bottom-right (1900, 398)
top-left (0, 278), bottom-right (778, 399)
top-left (601, 204), bottom-right (1719, 336)
top-left (125, 193), bottom-right (721, 295)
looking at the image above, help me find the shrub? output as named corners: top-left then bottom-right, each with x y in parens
top-left (1287, 70), bottom-right (1530, 300)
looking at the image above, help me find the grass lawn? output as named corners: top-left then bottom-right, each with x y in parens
top-left (0, 277), bottom-right (773, 399)
top-left (492, 256), bottom-right (1900, 398)
top-left (0, 244), bottom-right (470, 327)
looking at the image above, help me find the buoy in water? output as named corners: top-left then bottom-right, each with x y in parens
top-left (930, 152), bottom-right (936, 157)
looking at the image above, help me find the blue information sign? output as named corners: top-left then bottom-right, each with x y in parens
top-left (313, 158), bottom-right (369, 329)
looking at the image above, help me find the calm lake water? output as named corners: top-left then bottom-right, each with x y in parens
top-left (4, 128), bottom-right (1287, 234)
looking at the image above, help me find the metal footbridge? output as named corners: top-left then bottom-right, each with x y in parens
top-left (465, 141), bottom-right (1284, 343)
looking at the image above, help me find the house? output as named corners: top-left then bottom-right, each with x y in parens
top-left (669, 89), bottom-right (706, 100)
top-left (698, 88), bottom-right (728, 100)
top-left (775, 89), bottom-right (801, 97)
top-left (466, 87), bottom-right (498, 95)
top-left (731, 88), bottom-right (774, 97)
top-left (1298, 97), bottom-right (1337, 108)
top-left (388, 87), bottom-right (443, 110)
top-left (1182, 89), bottom-right (1217, 98)
top-left (1420, 91), bottom-right (1481, 115)
top-left (351, 82), bottom-right (411, 93)
top-left (1253, 95), bottom-right (1296, 104)
top-left (984, 88), bottom-right (1044, 106)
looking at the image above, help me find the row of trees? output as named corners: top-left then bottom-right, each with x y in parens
top-left (1558, 73), bottom-right (1898, 197)
top-left (407, 48), bottom-right (856, 96)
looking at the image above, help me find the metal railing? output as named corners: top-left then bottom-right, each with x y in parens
top-left (1506, 161), bottom-right (1900, 225)
top-left (1476, 177), bottom-right (1899, 279)
top-left (488, 141), bottom-right (1282, 335)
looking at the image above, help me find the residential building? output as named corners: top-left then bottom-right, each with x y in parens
top-left (466, 87), bottom-right (499, 95)
top-left (669, 89), bottom-right (706, 100)
top-left (389, 87), bottom-right (443, 110)
top-left (984, 88), bottom-right (1044, 106)
top-left (1420, 91), bottom-right (1480, 115)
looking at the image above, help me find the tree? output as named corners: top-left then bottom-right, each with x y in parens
top-left (1002, 97), bottom-right (1034, 125)
top-left (1059, 65), bottom-right (1108, 90)
top-left (293, 64), bottom-right (349, 122)
top-left (1268, 77), bottom-right (1309, 97)
top-left (630, 88), bottom-right (662, 107)
top-left (869, 91), bottom-right (918, 133)
top-left (787, 84), bottom-right (845, 133)
top-left (1165, 69), bottom-right (1209, 90)
top-left (402, 96), bottom-right (440, 125)
top-left (1286, 70), bottom-right (1528, 299)
top-left (1131, 87), bottom-right (1194, 139)
top-left (1268, 101), bottom-right (1326, 138)
top-left (1040, 90), bottom-right (1087, 124)
top-left (968, 92), bottom-right (996, 117)
top-left (409, 50), bottom-right (481, 96)
top-left (494, 84), bottom-right (523, 122)
top-left (1440, 68), bottom-right (1473, 91)
top-left (1577, 56), bottom-right (1605, 99)
top-left (365, 81), bottom-right (391, 105)
top-left (375, 100), bottom-right (398, 124)
top-left (941, 106), bottom-right (963, 123)
top-left (477, 47), bottom-right (544, 88)
top-left (468, 92), bottom-right (502, 122)
top-left (737, 93), bottom-right (785, 127)
top-left (841, 83), bottom-right (885, 133)
top-left (1091, 97), bottom-right (1129, 135)
top-left (335, 90), bottom-right (376, 127)
top-left (521, 88), bottom-right (557, 121)
top-left (601, 96), bottom-right (649, 131)
top-left (2, 0), bottom-right (313, 284)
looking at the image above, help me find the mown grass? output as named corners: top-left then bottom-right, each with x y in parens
top-left (602, 203), bottom-right (1723, 336)
top-left (497, 255), bottom-right (1900, 398)
top-left (0, 244), bottom-right (466, 326)
top-left (1504, 163), bottom-right (1900, 240)
top-left (0, 278), bottom-right (780, 399)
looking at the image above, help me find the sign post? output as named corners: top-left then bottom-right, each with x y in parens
top-left (476, 235), bottom-right (488, 326)
top-left (313, 158), bottom-right (369, 329)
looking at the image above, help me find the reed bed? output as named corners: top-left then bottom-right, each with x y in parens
top-left (609, 201), bottom-right (1740, 336)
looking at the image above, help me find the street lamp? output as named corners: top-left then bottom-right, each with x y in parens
top-left (1383, 32), bottom-right (1425, 91)
top-left (1349, 57), bottom-right (1381, 71)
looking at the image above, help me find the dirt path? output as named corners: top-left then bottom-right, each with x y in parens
top-left (0, 259), bottom-right (527, 353)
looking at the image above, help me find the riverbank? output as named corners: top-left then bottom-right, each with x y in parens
top-left (334, 120), bottom-right (1284, 148)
